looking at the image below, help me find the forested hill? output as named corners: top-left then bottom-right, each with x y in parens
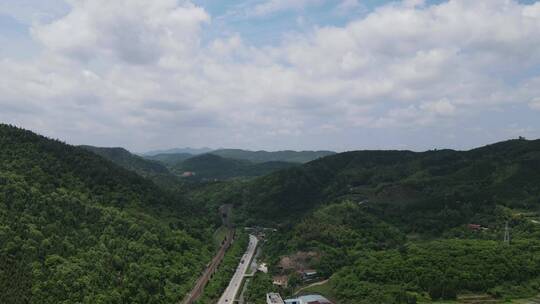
top-left (232, 138), bottom-right (540, 229)
top-left (0, 124), bottom-right (214, 303)
top-left (80, 145), bottom-right (170, 177)
top-left (80, 146), bottom-right (175, 177)
top-left (210, 149), bottom-right (335, 163)
top-left (144, 152), bottom-right (194, 166)
top-left (144, 147), bottom-right (212, 156)
top-left (174, 153), bottom-right (297, 180)
top-left (239, 139), bottom-right (540, 303)
top-left (80, 145), bottom-right (188, 189)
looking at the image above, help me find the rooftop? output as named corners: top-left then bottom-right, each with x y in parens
top-left (285, 294), bottom-right (333, 304)
top-left (267, 292), bottom-right (285, 304)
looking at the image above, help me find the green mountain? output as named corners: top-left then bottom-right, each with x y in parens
top-left (232, 139), bottom-right (540, 229)
top-left (79, 145), bottom-right (187, 190)
top-left (210, 149), bottom-right (335, 163)
top-left (0, 124), bottom-right (214, 303)
top-left (143, 149), bottom-right (334, 179)
top-left (204, 139), bottom-right (540, 303)
top-left (174, 154), bottom-right (297, 180)
top-left (5, 123), bottom-right (540, 303)
top-left (143, 147), bottom-right (212, 156)
top-left (80, 145), bottom-right (170, 177)
top-left (144, 152), bottom-right (194, 166)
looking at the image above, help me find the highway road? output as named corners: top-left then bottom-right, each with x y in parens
top-left (217, 234), bottom-right (259, 304)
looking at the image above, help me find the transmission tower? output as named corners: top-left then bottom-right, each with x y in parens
top-left (503, 221), bottom-right (510, 245)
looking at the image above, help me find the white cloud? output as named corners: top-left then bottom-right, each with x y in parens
top-left (338, 0), bottom-right (360, 10)
top-left (421, 100), bottom-right (456, 116)
top-left (403, 0), bottom-right (426, 8)
top-left (2, 0), bottom-right (540, 150)
top-left (530, 98), bottom-right (540, 110)
top-left (370, 99), bottom-right (456, 128)
top-left (32, 0), bottom-right (210, 64)
top-left (334, 0), bottom-right (366, 16)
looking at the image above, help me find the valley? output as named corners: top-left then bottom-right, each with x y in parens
top-left (2, 124), bottom-right (540, 304)
top-left (4, 1), bottom-right (540, 303)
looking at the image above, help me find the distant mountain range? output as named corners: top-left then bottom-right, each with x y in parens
top-left (142, 148), bottom-right (335, 165)
top-left (143, 147), bottom-right (213, 156)
top-left (82, 145), bottom-right (323, 181)
top-left (210, 149), bottom-right (335, 164)
top-left (145, 152), bottom-right (194, 166)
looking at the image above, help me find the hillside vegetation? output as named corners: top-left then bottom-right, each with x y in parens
top-left (80, 145), bottom-right (170, 177)
top-left (144, 153), bottom-right (194, 166)
top-left (80, 145), bottom-right (184, 190)
top-left (4, 123), bottom-right (540, 303)
top-left (329, 238), bottom-right (540, 303)
top-left (0, 124), bottom-right (214, 304)
top-left (233, 139), bottom-right (540, 303)
top-left (173, 154), bottom-right (297, 180)
top-left (232, 139), bottom-right (540, 230)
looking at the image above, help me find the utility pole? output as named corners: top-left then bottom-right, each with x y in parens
top-left (503, 221), bottom-right (510, 245)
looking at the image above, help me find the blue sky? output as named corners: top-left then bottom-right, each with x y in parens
top-left (2, 0), bottom-right (537, 52)
top-left (197, 0), bottom-right (420, 45)
top-left (1, 0), bottom-right (537, 57)
top-left (4, 0), bottom-right (529, 57)
top-left (1, 0), bottom-right (540, 152)
top-left (195, 0), bottom-right (534, 45)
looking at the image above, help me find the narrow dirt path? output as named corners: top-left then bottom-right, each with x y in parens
top-left (294, 279), bottom-right (329, 295)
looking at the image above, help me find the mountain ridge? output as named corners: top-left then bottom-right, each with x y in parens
top-left (80, 145), bottom-right (170, 176)
top-left (143, 147), bottom-right (213, 156)
top-left (210, 149), bottom-right (335, 164)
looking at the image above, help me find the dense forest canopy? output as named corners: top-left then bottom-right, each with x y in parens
top-left (0, 124), bottom-right (216, 303)
top-left (223, 139), bottom-right (540, 230)
top-left (173, 153), bottom-right (297, 180)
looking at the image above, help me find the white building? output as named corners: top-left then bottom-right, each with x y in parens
top-left (285, 294), bottom-right (333, 304)
top-left (258, 262), bottom-right (269, 273)
top-left (267, 293), bottom-right (285, 304)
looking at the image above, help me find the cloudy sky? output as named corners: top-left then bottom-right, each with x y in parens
top-left (1, 0), bottom-right (540, 152)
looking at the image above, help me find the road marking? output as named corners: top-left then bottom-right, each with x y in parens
top-left (217, 235), bottom-right (259, 304)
